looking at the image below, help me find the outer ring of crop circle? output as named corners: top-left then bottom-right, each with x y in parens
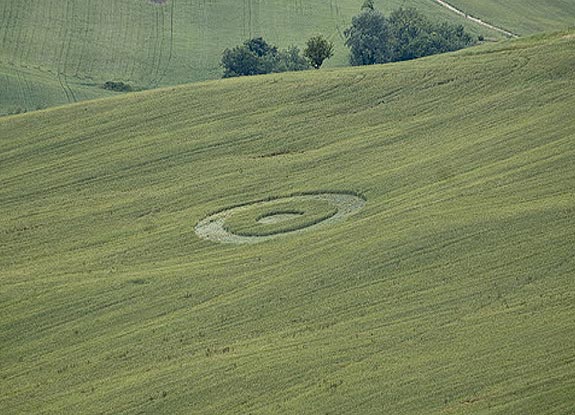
top-left (194, 191), bottom-right (366, 244)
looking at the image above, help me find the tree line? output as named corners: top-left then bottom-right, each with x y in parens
top-left (221, 1), bottom-right (477, 78)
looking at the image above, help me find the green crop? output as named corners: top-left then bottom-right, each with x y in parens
top-left (1, 31), bottom-right (574, 414)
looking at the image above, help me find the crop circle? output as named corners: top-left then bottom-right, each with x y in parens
top-left (195, 192), bottom-right (366, 244)
top-left (257, 211), bottom-right (304, 224)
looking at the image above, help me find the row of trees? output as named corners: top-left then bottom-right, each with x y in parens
top-left (221, 2), bottom-right (476, 77)
top-left (221, 36), bottom-right (334, 78)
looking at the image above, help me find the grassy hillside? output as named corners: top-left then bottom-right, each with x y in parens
top-left (1, 31), bottom-right (575, 414)
top-left (447, 0), bottom-right (575, 35)
top-left (0, 0), bottom-right (503, 116)
top-left (0, 62), bottom-right (116, 115)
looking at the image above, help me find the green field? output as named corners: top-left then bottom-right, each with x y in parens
top-left (0, 0), bottom-right (508, 116)
top-left (222, 197), bottom-right (338, 237)
top-left (2, 1), bottom-right (574, 116)
top-left (1, 30), bottom-right (574, 413)
top-left (448, 0), bottom-right (575, 35)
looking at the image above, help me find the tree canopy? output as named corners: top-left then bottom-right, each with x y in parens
top-left (345, 6), bottom-right (476, 66)
top-left (304, 35), bottom-right (334, 69)
top-left (221, 37), bottom-right (310, 78)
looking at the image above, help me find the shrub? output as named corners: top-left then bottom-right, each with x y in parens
top-left (103, 81), bottom-right (133, 92)
top-left (221, 37), bottom-right (310, 78)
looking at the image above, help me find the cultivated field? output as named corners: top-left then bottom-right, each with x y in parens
top-left (447, 0), bottom-right (575, 35)
top-left (0, 0), bottom-right (507, 116)
top-left (1, 31), bottom-right (574, 414)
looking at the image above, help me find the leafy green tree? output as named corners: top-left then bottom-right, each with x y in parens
top-left (344, 7), bottom-right (392, 65)
top-left (434, 22), bottom-right (475, 51)
top-left (221, 44), bottom-right (267, 78)
top-left (277, 46), bottom-right (311, 72)
top-left (387, 8), bottom-right (473, 61)
top-left (221, 37), bottom-right (280, 77)
top-left (344, 5), bottom-right (475, 66)
top-left (244, 37), bottom-right (277, 57)
top-left (303, 35), bottom-right (334, 69)
top-left (387, 7), bottom-right (430, 61)
top-left (221, 37), bottom-right (310, 77)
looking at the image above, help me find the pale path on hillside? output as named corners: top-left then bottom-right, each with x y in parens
top-left (433, 0), bottom-right (518, 38)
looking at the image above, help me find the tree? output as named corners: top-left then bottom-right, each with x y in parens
top-left (244, 37), bottom-right (277, 57)
top-left (277, 45), bottom-right (311, 72)
top-left (303, 35), bottom-right (334, 69)
top-left (221, 44), bottom-right (267, 78)
top-left (221, 37), bottom-right (280, 77)
top-left (387, 7), bottom-right (430, 61)
top-left (387, 8), bottom-right (474, 61)
top-left (344, 5), bottom-right (476, 66)
top-left (221, 37), bottom-right (310, 77)
top-left (344, 7), bottom-right (392, 65)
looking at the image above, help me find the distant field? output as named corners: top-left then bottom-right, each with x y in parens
top-left (0, 62), bottom-right (115, 115)
top-left (0, 0), bottom-right (504, 116)
top-left (1, 31), bottom-right (574, 414)
top-left (447, 0), bottom-right (575, 35)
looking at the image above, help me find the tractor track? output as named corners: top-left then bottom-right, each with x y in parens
top-left (56, 0), bottom-right (77, 103)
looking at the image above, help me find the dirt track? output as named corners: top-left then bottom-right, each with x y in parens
top-left (433, 0), bottom-right (518, 38)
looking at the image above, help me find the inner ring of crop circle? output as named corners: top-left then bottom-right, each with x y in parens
top-left (194, 192), bottom-right (366, 244)
top-left (256, 211), bottom-right (305, 224)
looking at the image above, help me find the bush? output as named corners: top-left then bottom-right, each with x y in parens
top-left (345, 6), bottom-right (475, 66)
top-left (221, 43), bottom-right (272, 77)
top-left (221, 37), bottom-right (310, 78)
top-left (103, 81), bottom-right (133, 92)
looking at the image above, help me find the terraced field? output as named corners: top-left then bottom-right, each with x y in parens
top-left (1, 31), bottom-right (574, 414)
top-left (0, 0), bottom-right (505, 116)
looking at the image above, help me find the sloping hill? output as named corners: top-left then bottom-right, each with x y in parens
top-left (0, 62), bottom-right (116, 115)
top-left (446, 0), bottom-right (575, 35)
top-left (1, 31), bottom-right (574, 414)
top-left (0, 0), bottom-right (504, 116)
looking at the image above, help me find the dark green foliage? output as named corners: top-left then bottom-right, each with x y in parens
top-left (221, 37), bottom-right (310, 78)
top-left (388, 8), bottom-right (474, 61)
top-left (344, 7), bottom-right (392, 65)
top-left (345, 6), bottom-right (475, 66)
top-left (303, 35), bottom-right (335, 69)
top-left (361, 0), bottom-right (375, 11)
top-left (244, 37), bottom-right (277, 57)
top-left (221, 38), bottom-right (276, 77)
top-left (102, 81), bottom-right (133, 92)
top-left (277, 46), bottom-right (311, 72)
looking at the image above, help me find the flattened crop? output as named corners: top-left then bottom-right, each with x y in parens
top-left (195, 192), bottom-right (366, 244)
